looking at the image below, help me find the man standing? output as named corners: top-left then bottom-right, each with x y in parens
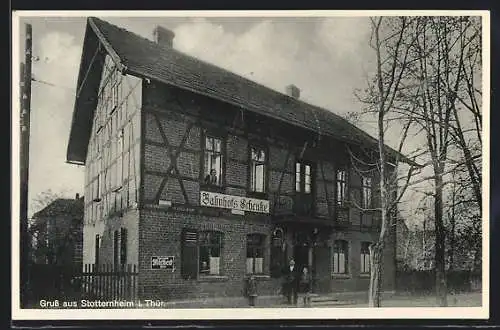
top-left (283, 259), bottom-right (299, 305)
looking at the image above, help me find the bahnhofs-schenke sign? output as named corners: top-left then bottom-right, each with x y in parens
top-left (200, 191), bottom-right (270, 214)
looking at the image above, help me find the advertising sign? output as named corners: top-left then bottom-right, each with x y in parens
top-left (151, 256), bottom-right (175, 271)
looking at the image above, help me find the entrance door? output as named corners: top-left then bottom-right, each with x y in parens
top-left (313, 245), bottom-right (331, 293)
top-left (293, 245), bottom-right (309, 271)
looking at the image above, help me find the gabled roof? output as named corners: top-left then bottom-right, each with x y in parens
top-left (67, 17), bottom-right (416, 165)
top-left (33, 197), bottom-right (85, 218)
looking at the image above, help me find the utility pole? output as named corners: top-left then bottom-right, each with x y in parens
top-left (20, 23), bottom-right (32, 308)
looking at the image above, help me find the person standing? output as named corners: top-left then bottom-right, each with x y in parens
top-left (283, 259), bottom-right (299, 305)
top-left (299, 266), bottom-right (312, 307)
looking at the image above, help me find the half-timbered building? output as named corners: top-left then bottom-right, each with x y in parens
top-left (67, 17), bottom-right (403, 300)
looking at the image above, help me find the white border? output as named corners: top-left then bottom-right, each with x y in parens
top-left (11, 10), bottom-right (490, 321)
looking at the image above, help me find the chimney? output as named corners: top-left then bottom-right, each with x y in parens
top-left (75, 193), bottom-right (80, 200)
top-left (285, 84), bottom-right (300, 99)
top-left (153, 26), bottom-right (175, 48)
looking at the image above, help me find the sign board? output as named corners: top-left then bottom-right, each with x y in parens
top-left (200, 191), bottom-right (270, 214)
top-left (151, 256), bottom-right (175, 271)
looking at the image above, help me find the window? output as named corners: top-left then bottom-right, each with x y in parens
top-left (203, 136), bottom-right (223, 186)
top-left (336, 169), bottom-right (347, 206)
top-left (360, 242), bottom-right (371, 274)
top-left (181, 229), bottom-right (224, 279)
top-left (94, 234), bottom-right (100, 265)
top-left (362, 176), bottom-right (372, 208)
top-left (199, 231), bottom-right (223, 275)
top-left (250, 147), bottom-right (266, 193)
top-left (120, 228), bottom-right (128, 265)
top-left (333, 240), bottom-right (348, 274)
top-left (295, 161), bottom-right (312, 194)
top-left (246, 234), bottom-right (265, 274)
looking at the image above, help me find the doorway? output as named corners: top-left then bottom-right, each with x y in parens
top-left (293, 245), bottom-right (310, 271)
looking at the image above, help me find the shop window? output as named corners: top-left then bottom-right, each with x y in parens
top-left (203, 136), bottom-right (223, 186)
top-left (199, 231), bottom-right (223, 275)
top-left (333, 240), bottom-right (348, 274)
top-left (336, 169), bottom-right (348, 206)
top-left (249, 146), bottom-right (266, 193)
top-left (181, 229), bottom-right (224, 279)
top-left (360, 242), bottom-right (371, 274)
top-left (362, 176), bottom-right (372, 209)
top-left (246, 234), bottom-right (265, 274)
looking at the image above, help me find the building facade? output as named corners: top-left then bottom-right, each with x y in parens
top-left (67, 17), bottom-right (401, 300)
top-left (31, 194), bottom-right (84, 267)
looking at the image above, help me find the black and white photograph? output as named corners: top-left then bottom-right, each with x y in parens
top-left (11, 10), bottom-right (489, 320)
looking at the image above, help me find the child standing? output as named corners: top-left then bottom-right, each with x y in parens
top-left (299, 267), bottom-right (312, 307)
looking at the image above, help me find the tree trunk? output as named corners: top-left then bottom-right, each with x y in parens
top-left (435, 174), bottom-right (448, 306)
top-left (449, 211), bottom-right (456, 271)
top-left (368, 241), bottom-right (384, 307)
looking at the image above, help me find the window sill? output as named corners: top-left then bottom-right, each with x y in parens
top-left (200, 184), bottom-right (224, 193)
top-left (197, 275), bottom-right (229, 282)
top-left (331, 274), bottom-right (351, 279)
top-left (359, 273), bottom-right (371, 278)
top-left (246, 191), bottom-right (268, 199)
top-left (246, 274), bottom-right (271, 281)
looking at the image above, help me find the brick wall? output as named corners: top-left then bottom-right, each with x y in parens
top-left (138, 208), bottom-right (281, 300)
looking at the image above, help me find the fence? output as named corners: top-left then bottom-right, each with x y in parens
top-left (77, 264), bottom-right (138, 301)
top-left (396, 270), bottom-right (482, 294)
top-left (27, 263), bottom-right (138, 304)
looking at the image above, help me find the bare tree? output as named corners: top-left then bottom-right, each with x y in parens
top-left (355, 16), bottom-right (422, 307)
top-left (404, 16), bottom-right (482, 306)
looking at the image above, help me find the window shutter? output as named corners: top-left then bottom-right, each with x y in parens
top-left (181, 229), bottom-right (198, 280)
top-left (120, 228), bottom-right (128, 265)
top-left (113, 230), bottom-right (119, 267)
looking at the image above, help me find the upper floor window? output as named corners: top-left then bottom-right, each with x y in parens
top-left (203, 136), bottom-right (223, 186)
top-left (250, 146), bottom-right (266, 193)
top-left (333, 239), bottom-right (348, 274)
top-left (295, 161), bottom-right (312, 194)
top-left (246, 234), bottom-right (265, 274)
top-left (336, 169), bottom-right (347, 206)
top-left (360, 242), bottom-right (371, 274)
top-left (362, 176), bottom-right (372, 209)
